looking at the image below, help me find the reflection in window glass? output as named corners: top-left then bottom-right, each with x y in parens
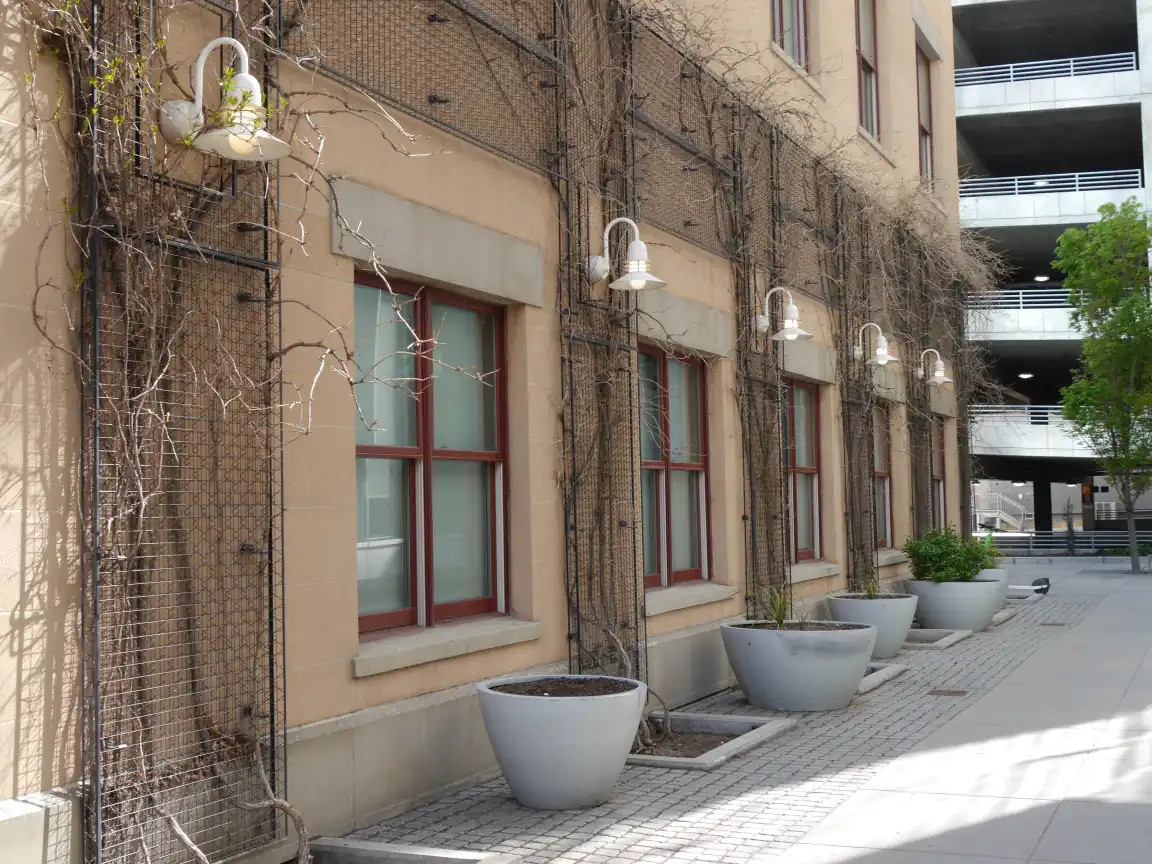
top-left (670, 471), bottom-right (701, 571)
top-left (668, 360), bottom-right (703, 463)
top-left (356, 458), bottom-right (410, 614)
top-left (431, 460), bottom-right (492, 603)
top-left (639, 352), bottom-right (662, 462)
top-left (353, 285), bottom-right (417, 447)
top-left (795, 473), bottom-right (816, 552)
top-left (431, 303), bottom-right (497, 451)
top-left (642, 468), bottom-right (660, 579)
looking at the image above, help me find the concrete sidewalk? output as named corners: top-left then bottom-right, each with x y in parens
top-left (354, 563), bottom-right (1150, 863)
top-left (782, 564), bottom-right (1152, 864)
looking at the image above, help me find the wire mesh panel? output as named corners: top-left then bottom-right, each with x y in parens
top-left (284, 0), bottom-right (560, 175)
top-left (79, 2), bottom-right (286, 862)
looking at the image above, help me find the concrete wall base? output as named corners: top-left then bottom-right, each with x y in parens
top-left (0, 788), bottom-right (81, 864)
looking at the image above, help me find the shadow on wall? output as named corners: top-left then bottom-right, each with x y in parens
top-left (0, 8), bottom-right (83, 861)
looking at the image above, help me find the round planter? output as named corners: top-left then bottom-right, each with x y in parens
top-left (477, 674), bottom-right (646, 810)
top-left (980, 568), bottom-right (1009, 609)
top-left (827, 594), bottom-right (918, 659)
top-left (720, 621), bottom-right (877, 711)
top-left (906, 578), bottom-right (1001, 631)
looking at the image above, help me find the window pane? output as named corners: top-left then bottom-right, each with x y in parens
top-left (670, 471), bottom-right (701, 571)
top-left (669, 360), bottom-right (703, 463)
top-left (780, 0), bottom-right (804, 64)
top-left (793, 386), bottom-right (816, 468)
top-left (861, 66), bottom-right (878, 136)
top-left (431, 460), bottom-right (492, 604)
top-left (873, 407), bottom-right (889, 472)
top-left (356, 458), bottom-right (410, 615)
top-left (354, 285), bottom-right (417, 447)
top-left (874, 476), bottom-right (889, 547)
top-left (917, 52), bottom-right (932, 124)
top-left (858, 0), bottom-right (875, 63)
top-left (431, 303), bottom-right (497, 451)
top-left (931, 420), bottom-right (944, 477)
top-left (639, 352), bottom-right (662, 462)
top-left (642, 468), bottom-right (660, 578)
top-left (795, 473), bottom-right (816, 552)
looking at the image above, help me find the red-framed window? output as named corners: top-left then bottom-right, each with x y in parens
top-left (774, 0), bottom-right (809, 70)
top-left (785, 380), bottom-right (821, 561)
top-left (639, 347), bottom-right (709, 588)
top-left (857, 0), bottom-right (879, 138)
top-left (917, 47), bottom-right (934, 179)
top-left (353, 275), bottom-right (507, 633)
top-left (931, 416), bottom-right (946, 528)
top-left (873, 404), bottom-right (892, 548)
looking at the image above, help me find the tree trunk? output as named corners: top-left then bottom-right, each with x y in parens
top-left (1127, 507), bottom-right (1141, 574)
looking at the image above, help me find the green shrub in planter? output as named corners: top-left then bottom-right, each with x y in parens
top-left (903, 527), bottom-right (987, 583)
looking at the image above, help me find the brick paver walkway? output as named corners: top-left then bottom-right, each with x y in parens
top-left (354, 564), bottom-right (1124, 862)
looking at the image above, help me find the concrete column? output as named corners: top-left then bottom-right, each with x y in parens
top-left (1034, 482), bottom-right (1053, 533)
top-left (1138, 1), bottom-right (1152, 201)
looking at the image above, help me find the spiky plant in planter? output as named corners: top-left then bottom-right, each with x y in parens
top-left (902, 528), bottom-right (1002, 630)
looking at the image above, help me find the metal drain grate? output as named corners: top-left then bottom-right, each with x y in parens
top-left (928, 689), bottom-right (969, 696)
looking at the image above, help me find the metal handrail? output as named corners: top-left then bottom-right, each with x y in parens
top-left (1095, 503), bottom-right (1152, 519)
top-left (955, 52), bottom-right (1137, 86)
top-left (967, 288), bottom-right (1071, 310)
top-left (973, 492), bottom-right (1029, 522)
top-left (960, 169), bottom-right (1143, 198)
top-left (977, 529), bottom-right (1152, 557)
top-left (970, 404), bottom-right (1065, 424)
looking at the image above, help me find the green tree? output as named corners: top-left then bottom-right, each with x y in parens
top-left (1054, 199), bottom-right (1152, 573)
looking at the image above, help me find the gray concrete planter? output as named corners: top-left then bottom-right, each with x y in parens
top-left (980, 568), bottom-right (1009, 609)
top-left (477, 674), bottom-right (646, 810)
top-left (906, 578), bottom-right (1001, 632)
top-left (827, 594), bottom-right (918, 659)
top-left (720, 621), bottom-right (877, 711)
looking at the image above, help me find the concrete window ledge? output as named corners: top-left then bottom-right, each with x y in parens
top-left (769, 43), bottom-right (825, 101)
top-left (353, 617), bottom-right (542, 679)
top-left (875, 549), bottom-right (909, 568)
top-left (857, 128), bottom-right (899, 169)
top-left (789, 561), bottom-right (841, 584)
top-left (646, 581), bottom-right (738, 617)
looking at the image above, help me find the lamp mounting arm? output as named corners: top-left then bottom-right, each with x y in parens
top-left (762, 285), bottom-right (794, 315)
top-left (191, 37), bottom-right (255, 118)
top-left (856, 321), bottom-right (883, 349)
top-left (919, 348), bottom-right (942, 367)
top-left (600, 217), bottom-right (641, 260)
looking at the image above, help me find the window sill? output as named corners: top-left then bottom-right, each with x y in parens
top-left (876, 549), bottom-right (908, 568)
top-left (646, 581), bottom-right (738, 617)
top-left (353, 616), bottom-right (542, 679)
top-left (790, 561), bottom-right (841, 584)
top-left (857, 128), bottom-right (898, 170)
top-left (770, 43), bottom-right (825, 101)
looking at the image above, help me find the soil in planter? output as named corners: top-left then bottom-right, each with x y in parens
top-left (737, 622), bottom-right (870, 631)
top-left (491, 677), bottom-right (638, 697)
top-left (632, 730), bottom-right (738, 758)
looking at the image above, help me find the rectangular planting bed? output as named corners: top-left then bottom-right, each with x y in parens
top-left (990, 606), bottom-right (1021, 627)
top-left (313, 837), bottom-right (518, 863)
top-left (902, 628), bottom-right (972, 650)
top-left (626, 712), bottom-right (797, 771)
top-left (857, 662), bottom-right (908, 694)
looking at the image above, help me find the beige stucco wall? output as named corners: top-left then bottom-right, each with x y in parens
top-left (0, 0), bottom-right (968, 853)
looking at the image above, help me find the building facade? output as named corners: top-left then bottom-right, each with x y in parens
top-left (0, 1), bottom-right (971, 861)
top-left (957, 0), bottom-right (1152, 532)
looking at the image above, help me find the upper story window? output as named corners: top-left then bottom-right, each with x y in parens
top-left (917, 47), bottom-right (934, 179)
top-left (873, 404), bottom-right (892, 548)
top-left (930, 416), bottom-right (946, 528)
top-left (785, 380), bottom-right (821, 561)
top-left (857, 0), bottom-right (879, 138)
top-left (774, 0), bottom-right (809, 70)
top-left (354, 277), bottom-right (506, 632)
top-left (639, 347), bottom-right (709, 588)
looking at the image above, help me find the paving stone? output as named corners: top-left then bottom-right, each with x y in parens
top-left (351, 575), bottom-right (1104, 862)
